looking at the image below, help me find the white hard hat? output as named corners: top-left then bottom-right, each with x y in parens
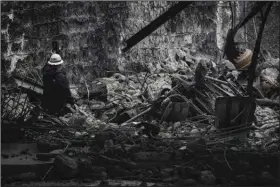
top-left (48, 53), bottom-right (64, 65)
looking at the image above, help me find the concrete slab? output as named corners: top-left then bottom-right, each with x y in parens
top-left (3, 180), bottom-right (167, 187)
top-left (1, 143), bottom-right (54, 178)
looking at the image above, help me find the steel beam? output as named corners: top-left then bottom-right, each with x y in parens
top-left (122, 1), bottom-right (194, 53)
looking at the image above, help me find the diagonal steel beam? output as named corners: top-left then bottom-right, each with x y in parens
top-left (232, 1), bottom-right (268, 35)
top-left (247, 2), bottom-right (273, 96)
top-left (122, 1), bottom-right (194, 53)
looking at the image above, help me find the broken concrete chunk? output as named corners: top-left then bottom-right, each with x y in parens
top-left (175, 49), bottom-right (188, 62)
top-left (255, 132), bottom-right (264, 139)
top-left (190, 128), bottom-right (201, 137)
top-left (89, 100), bottom-right (105, 110)
top-left (210, 126), bottom-right (217, 131)
top-left (221, 59), bottom-right (236, 71)
top-left (201, 170), bottom-right (216, 185)
top-left (179, 146), bottom-right (187, 151)
top-left (159, 132), bottom-right (172, 139)
top-left (50, 149), bottom-right (64, 154)
top-left (260, 68), bottom-right (279, 90)
top-left (69, 114), bottom-right (87, 126)
top-left (77, 81), bottom-right (107, 102)
top-left (258, 50), bottom-right (279, 70)
top-left (230, 147), bottom-right (239, 151)
top-left (173, 122), bottom-right (181, 129)
top-left (264, 128), bottom-right (276, 137)
top-left (53, 154), bottom-right (78, 179)
top-left (113, 73), bottom-right (127, 82)
top-left (36, 136), bottom-right (69, 153)
top-left (70, 87), bottom-right (80, 100)
top-left (84, 116), bottom-right (99, 128)
top-left (231, 70), bottom-right (240, 80)
top-left (255, 106), bottom-right (278, 128)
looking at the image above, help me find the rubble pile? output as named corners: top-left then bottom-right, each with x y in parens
top-left (1, 49), bottom-right (279, 186)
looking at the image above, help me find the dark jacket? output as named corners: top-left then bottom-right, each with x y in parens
top-left (42, 64), bottom-right (74, 116)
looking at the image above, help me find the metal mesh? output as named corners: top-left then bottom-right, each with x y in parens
top-left (1, 85), bottom-right (34, 123)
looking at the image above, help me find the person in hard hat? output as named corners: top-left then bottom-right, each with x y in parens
top-left (42, 53), bottom-right (74, 116)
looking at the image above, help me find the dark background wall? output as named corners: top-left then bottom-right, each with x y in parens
top-left (1, 1), bottom-right (220, 84)
top-left (1, 1), bottom-right (130, 84)
top-left (1, 1), bottom-right (279, 85)
top-left (245, 2), bottom-right (279, 58)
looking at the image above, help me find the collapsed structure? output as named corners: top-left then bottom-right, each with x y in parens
top-left (1, 1), bottom-right (279, 186)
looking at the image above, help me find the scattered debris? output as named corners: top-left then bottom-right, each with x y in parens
top-left (2, 4), bottom-right (279, 184)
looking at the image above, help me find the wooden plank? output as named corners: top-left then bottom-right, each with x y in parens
top-left (14, 78), bottom-right (43, 94)
top-left (215, 96), bottom-right (256, 129)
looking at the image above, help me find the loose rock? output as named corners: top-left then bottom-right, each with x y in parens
top-left (69, 114), bottom-right (87, 126)
top-left (190, 128), bottom-right (201, 137)
top-left (37, 136), bottom-right (69, 153)
top-left (200, 170), bottom-right (216, 185)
